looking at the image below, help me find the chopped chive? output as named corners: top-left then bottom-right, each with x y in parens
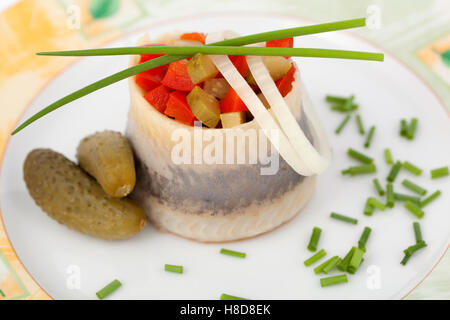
top-left (304, 249), bottom-right (327, 266)
top-left (387, 161), bottom-right (402, 182)
top-left (331, 103), bottom-right (358, 112)
top-left (358, 227), bottom-right (372, 251)
top-left (343, 95), bottom-right (354, 108)
top-left (404, 201), bottom-right (424, 219)
top-left (330, 212), bottom-right (358, 225)
top-left (384, 148), bottom-right (393, 165)
top-left (348, 247), bottom-right (364, 274)
top-left (342, 164), bottom-right (377, 176)
top-left (0, 289), bottom-right (5, 298)
top-left (407, 118), bottom-right (418, 140)
top-left (220, 293), bottom-right (248, 300)
top-left (335, 115), bottom-right (351, 134)
top-left (356, 114), bottom-right (365, 135)
top-left (401, 241), bottom-right (427, 265)
top-left (320, 274), bottom-right (348, 287)
top-left (401, 179), bottom-right (427, 196)
top-left (402, 161), bottom-right (422, 175)
top-left (96, 279), bottom-right (122, 300)
top-left (430, 166), bottom-right (449, 179)
top-left (347, 148), bottom-right (373, 164)
top-left (404, 241), bottom-right (427, 256)
top-left (413, 222), bottom-right (423, 243)
top-left (372, 178), bottom-right (385, 196)
top-left (337, 247), bottom-right (356, 271)
top-left (314, 256), bottom-right (337, 274)
top-left (363, 199), bottom-right (374, 216)
top-left (420, 190), bottom-right (441, 207)
top-left (394, 192), bottom-right (421, 204)
top-left (165, 264), bottom-right (183, 274)
top-left (364, 126), bottom-right (376, 148)
top-left (322, 256), bottom-right (342, 274)
top-left (307, 227), bottom-right (322, 252)
top-left (368, 197), bottom-right (386, 211)
top-left (325, 95), bottom-right (348, 104)
top-left (400, 119), bottom-right (408, 137)
top-left (13, 18), bottom-right (373, 135)
top-left (220, 248), bottom-right (246, 258)
top-left (386, 183), bottom-right (395, 208)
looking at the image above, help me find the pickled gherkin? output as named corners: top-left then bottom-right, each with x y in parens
top-left (220, 111), bottom-right (246, 128)
top-left (23, 149), bottom-right (146, 240)
top-left (187, 86), bottom-right (221, 128)
top-left (77, 131), bottom-right (135, 198)
top-left (246, 56), bottom-right (291, 85)
top-left (186, 53), bottom-right (219, 84)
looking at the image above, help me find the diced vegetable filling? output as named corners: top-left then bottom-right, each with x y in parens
top-left (135, 33), bottom-right (297, 128)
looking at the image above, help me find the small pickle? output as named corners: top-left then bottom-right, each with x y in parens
top-left (246, 56), bottom-right (291, 85)
top-left (220, 111), bottom-right (246, 128)
top-left (187, 86), bottom-right (221, 128)
top-left (24, 149), bottom-right (146, 240)
top-left (203, 78), bottom-right (230, 99)
top-left (77, 131), bottom-right (135, 198)
top-left (186, 53), bottom-right (219, 84)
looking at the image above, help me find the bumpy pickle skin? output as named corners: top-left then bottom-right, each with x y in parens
top-left (77, 131), bottom-right (136, 198)
top-left (23, 149), bottom-right (146, 240)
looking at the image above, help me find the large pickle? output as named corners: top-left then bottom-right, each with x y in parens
top-left (24, 149), bottom-right (146, 240)
top-left (77, 131), bottom-right (136, 198)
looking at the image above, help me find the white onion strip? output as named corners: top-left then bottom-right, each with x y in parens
top-left (206, 32), bottom-right (314, 176)
top-left (247, 56), bottom-right (330, 174)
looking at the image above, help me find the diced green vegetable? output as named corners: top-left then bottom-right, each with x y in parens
top-left (187, 86), bottom-right (220, 128)
top-left (358, 227), bottom-right (372, 251)
top-left (186, 53), bottom-right (219, 84)
top-left (386, 183), bottom-right (395, 208)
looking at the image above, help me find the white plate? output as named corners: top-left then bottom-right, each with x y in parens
top-left (1, 13), bottom-right (449, 300)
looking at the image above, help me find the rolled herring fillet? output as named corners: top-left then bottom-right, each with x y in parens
top-left (126, 33), bottom-right (330, 242)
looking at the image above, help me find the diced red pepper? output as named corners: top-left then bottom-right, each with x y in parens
top-left (164, 91), bottom-right (196, 126)
top-left (267, 37), bottom-right (294, 58)
top-left (135, 44), bottom-right (168, 92)
top-left (229, 55), bottom-right (249, 77)
top-left (276, 64), bottom-right (296, 97)
top-left (180, 32), bottom-right (206, 44)
top-left (220, 88), bottom-right (248, 113)
top-left (139, 43), bottom-right (167, 63)
top-left (135, 69), bottom-right (166, 92)
top-left (143, 85), bottom-right (171, 113)
top-left (162, 60), bottom-right (195, 92)
top-left (266, 37), bottom-right (294, 48)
